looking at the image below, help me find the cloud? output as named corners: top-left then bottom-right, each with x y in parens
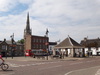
top-left (0, 0), bottom-right (100, 43)
top-left (0, 0), bottom-right (17, 12)
top-left (27, 0), bottom-right (100, 41)
top-left (18, 0), bottom-right (33, 5)
top-left (0, 12), bottom-right (30, 39)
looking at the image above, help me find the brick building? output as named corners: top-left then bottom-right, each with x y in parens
top-left (0, 39), bottom-right (24, 57)
top-left (24, 13), bottom-right (49, 52)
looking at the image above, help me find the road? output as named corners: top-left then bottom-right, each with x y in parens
top-left (0, 56), bottom-right (100, 75)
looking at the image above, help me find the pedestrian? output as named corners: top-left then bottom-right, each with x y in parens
top-left (77, 51), bottom-right (80, 57)
top-left (0, 53), bottom-right (4, 65)
top-left (86, 51), bottom-right (89, 57)
top-left (60, 53), bottom-right (62, 59)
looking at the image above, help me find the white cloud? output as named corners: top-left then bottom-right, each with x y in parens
top-left (0, 0), bottom-right (17, 12)
top-left (33, 0), bottom-right (100, 20)
top-left (30, 19), bottom-right (48, 36)
top-left (0, 14), bottom-right (26, 40)
top-left (26, 0), bottom-right (100, 42)
top-left (0, 0), bottom-right (33, 12)
top-left (18, 0), bottom-right (33, 4)
top-left (0, 0), bottom-right (100, 43)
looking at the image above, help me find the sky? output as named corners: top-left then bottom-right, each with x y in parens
top-left (0, 0), bottom-right (100, 43)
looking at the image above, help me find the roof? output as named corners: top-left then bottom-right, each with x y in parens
top-left (6, 40), bottom-right (12, 44)
top-left (80, 38), bottom-right (100, 47)
top-left (32, 35), bottom-right (48, 38)
top-left (0, 39), bottom-right (24, 46)
top-left (55, 36), bottom-right (84, 48)
top-left (0, 41), bottom-right (2, 44)
top-left (49, 42), bottom-right (57, 45)
top-left (5, 40), bottom-right (16, 44)
top-left (16, 42), bottom-right (23, 45)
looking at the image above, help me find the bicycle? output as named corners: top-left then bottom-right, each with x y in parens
top-left (0, 61), bottom-right (9, 71)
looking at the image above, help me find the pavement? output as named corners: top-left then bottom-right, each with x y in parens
top-left (3, 56), bottom-right (85, 62)
top-left (1, 56), bottom-right (100, 75)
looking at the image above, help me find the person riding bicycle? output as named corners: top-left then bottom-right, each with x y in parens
top-left (0, 53), bottom-right (4, 65)
top-left (0, 53), bottom-right (9, 71)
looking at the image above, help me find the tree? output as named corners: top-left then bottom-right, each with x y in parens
top-left (17, 39), bottom-right (24, 44)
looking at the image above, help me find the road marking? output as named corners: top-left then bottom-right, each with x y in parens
top-left (86, 60), bottom-right (95, 63)
top-left (70, 62), bottom-right (83, 65)
top-left (6, 61), bottom-right (62, 68)
top-left (8, 63), bottom-right (19, 67)
top-left (0, 72), bottom-right (15, 75)
top-left (70, 60), bottom-right (96, 66)
top-left (95, 69), bottom-right (100, 75)
top-left (64, 66), bottom-right (100, 75)
top-left (7, 59), bottom-right (99, 68)
top-left (39, 65), bottom-right (62, 70)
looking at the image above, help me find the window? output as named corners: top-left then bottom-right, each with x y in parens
top-left (33, 38), bottom-right (36, 42)
top-left (40, 39), bottom-right (41, 43)
top-left (40, 45), bottom-right (41, 49)
top-left (36, 39), bottom-right (38, 42)
top-left (43, 39), bottom-right (45, 43)
top-left (9, 46), bottom-right (11, 50)
top-left (36, 44), bottom-right (38, 48)
top-left (20, 46), bottom-right (22, 50)
top-left (33, 44), bottom-right (35, 48)
top-left (43, 45), bottom-right (46, 49)
top-left (50, 46), bottom-right (52, 50)
top-left (33, 39), bottom-right (35, 42)
top-left (2, 45), bottom-right (6, 50)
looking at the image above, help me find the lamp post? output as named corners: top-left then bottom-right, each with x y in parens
top-left (45, 28), bottom-right (49, 60)
top-left (4, 39), bottom-right (7, 59)
top-left (5, 45), bottom-right (7, 59)
top-left (10, 33), bottom-right (14, 59)
top-left (45, 42), bottom-right (49, 60)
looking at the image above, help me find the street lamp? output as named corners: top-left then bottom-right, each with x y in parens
top-left (4, 39), bottom-right (7, 59)
top-left (10, 33), bottom-right (14, 59)
top-left (45, 42), bottom-right (49, 60)
top-left (5, 45), bottom-right (7, 59)
top-left (45, 28), bottom-right (49, 60)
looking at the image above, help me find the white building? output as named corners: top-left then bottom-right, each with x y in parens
top-left (80, 37), bottom-right (100, 56)
top-left (55, 36), bottom-right (84, 57)
top-left (49, 42), bottom-right (57, 55)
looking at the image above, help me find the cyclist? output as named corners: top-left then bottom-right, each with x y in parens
top-left (0, 54), bottom-right (4, 65)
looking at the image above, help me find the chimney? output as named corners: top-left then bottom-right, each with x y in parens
top-left (84, 37), bottom-right (87, 41)
top-left (4, 38), bottom-right (6, 42)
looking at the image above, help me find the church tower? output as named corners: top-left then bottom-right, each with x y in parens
top-left (24, 13), bottom-right (49, 52)
top-left (24, 13), bottom-right (32, 50)
top-left (24, 12), bottom-right (32, 36)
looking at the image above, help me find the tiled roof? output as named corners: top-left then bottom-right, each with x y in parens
top-left (55, 36), bottom-right (83, 48)
top-left (0, 39), bottom-right (24, 46)
top-left (6, 40), bottom-right (12, 44)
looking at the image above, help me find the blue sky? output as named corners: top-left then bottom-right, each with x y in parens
top-left (0, 0), bottom-right (100, 43)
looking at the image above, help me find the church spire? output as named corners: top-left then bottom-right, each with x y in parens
top-left (26, 12), bottom-right (30, 30)
top-left (24, 12), bottom-right (32, 35)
